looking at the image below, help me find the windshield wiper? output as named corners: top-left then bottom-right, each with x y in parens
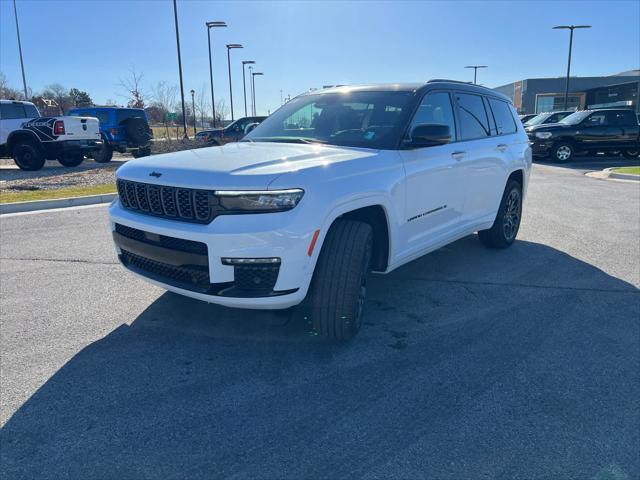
top-left (249, 137), bottom-right (327, 145)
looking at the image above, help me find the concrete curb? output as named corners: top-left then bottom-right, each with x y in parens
top-left (0, 193), bottom-right (117, 215)
top-left (603, 167), bottom-right (640, 181)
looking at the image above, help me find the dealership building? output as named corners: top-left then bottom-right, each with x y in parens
top-left (493, 70), bottom-right (639, 114)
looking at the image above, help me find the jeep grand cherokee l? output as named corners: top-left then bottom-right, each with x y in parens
top-left (110, 81), bottom-right (531, 340)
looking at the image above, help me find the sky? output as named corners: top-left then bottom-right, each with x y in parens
top-left (1, 0), bottom-right (639, 118)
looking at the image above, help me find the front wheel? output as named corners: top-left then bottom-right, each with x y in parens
top-left (622, 149), bottom-right (639, 159)
top-left (550, 142), bottom-right (574, 163)
top-left (304, 219), bottom-right (373, 341)
top-left (478, 179), bottom-right (523, 249)
top-left (131, 146), bottom-right (151, 158)
top-left (57, 152), bottom-right (84, 167)
top-left (93, 143), bottom-right (113, 163)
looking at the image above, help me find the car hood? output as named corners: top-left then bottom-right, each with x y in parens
top-left (115, 141), bottom-right (378, 190)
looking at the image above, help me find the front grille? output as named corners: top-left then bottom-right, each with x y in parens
top-left (115, 223), bottom-right (207, 255)
top-left (121, 250), bottom-right (210, 292)
top-left (117, 179), bottom-right (217, 224)
top-left (233, 264), bottom-right (280, 292)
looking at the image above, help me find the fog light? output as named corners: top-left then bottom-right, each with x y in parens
top-left (221, 257), bottom-right (281, 265)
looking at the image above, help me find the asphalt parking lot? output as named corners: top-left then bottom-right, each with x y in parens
top-left (1, 160), bottom-right (639, 479)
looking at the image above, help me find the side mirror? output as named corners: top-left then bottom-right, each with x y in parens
top-left (244, 122), bottom-right (259, 135)
top-left (406, 124), bottom-right (451, 147)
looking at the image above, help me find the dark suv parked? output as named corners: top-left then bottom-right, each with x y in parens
top-left (68, 107), bottom-right (153, 162)
top-left (195, 116), bottom-right (267, 145)
top-left (527, 109), bottom-right (639, 162)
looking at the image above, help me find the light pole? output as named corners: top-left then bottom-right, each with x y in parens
top-left (553, 25), bottom-right (591, 111)
top-left (226, 44), bottom-right (243, 121)
top-left (242, 60), bottom-right (255, 117)
top-left (252, 72), bottom-right (264, 116)
top-left (190, 89), bottom-right (196, 136)
top-left (464, 65), bottom-right (488, 85)
top-left (172, 0), bottom-right (188, 139)
top-left (12, 0), bottom-right (28, 100)
top-left (206, 21), bottom-right (227, 128)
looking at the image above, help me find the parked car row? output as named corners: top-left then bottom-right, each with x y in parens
top-left (195, 116), bottom-right (267, 145)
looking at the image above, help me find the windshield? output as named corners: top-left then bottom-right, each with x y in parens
top-left (524, 112), bottom-right (552, 126)
top-left (559, 110), bottom-right (591, 125)
top-left (244, 91), bottom-right (413, 149)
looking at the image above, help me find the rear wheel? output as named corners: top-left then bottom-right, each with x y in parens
top-left (550, 141), bottom-right (574, 163)
top-left (57, 152), bottom-right (84, 167)
top-left (304, 219), bottom-right (373, 341)
top-left (478, 179), bottom-right (522, 249)
top-left (12, 140), bottom-right (46, 171)
top-left (132, 146), bottom-right (151, 158)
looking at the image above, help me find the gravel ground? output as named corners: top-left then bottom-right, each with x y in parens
top-left (0, 139), bottom-right (210, 194)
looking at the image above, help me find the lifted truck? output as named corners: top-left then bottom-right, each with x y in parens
top-left (0, 100), bottom-right (102, 170)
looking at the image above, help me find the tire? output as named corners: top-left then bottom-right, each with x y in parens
top-left (93, 142), bottom-right (113, 163)
top-left (478, 179), bottom-right (523, 249)
top-left (550, 141), bottom-right (574, 163)
top-left (304, 219), bottom-right (373, 341)
top-left (132, 146), bottom-right (151, 158)
top-left (12, 140), bottom-right (46, 171)
top-left (122, 117), bottom-right (152, 145)
top-left (57, 152), bottom-right (84, 167)
top-left (622, 149), bottom-right (639, 159)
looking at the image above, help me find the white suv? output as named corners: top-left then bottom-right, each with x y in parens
top-left (110, 81), bottom-right (531, 340)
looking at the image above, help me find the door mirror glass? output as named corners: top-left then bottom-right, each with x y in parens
top-left (406, 124), bottom-right (451, 147)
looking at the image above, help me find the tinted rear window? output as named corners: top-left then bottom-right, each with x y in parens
top-left (455, 93), bottom-right (491, 140)
top-left (1, 103), bottom-right (27, 120)
top-left (115, 109), bottom-right (146, 123)
top-left (489, 98), bottom-right (517, 135)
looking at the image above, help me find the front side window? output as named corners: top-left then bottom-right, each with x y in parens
top-left (408, 91), bottom-right (456, 141)
top-left (584, 112), bottom-right (607, 126)
top-left (455, 93), bottom-right (491, 140)
top-left (608, 110), bottom-right (635, 126)
top-left (245, 90), bottom-right (412, 149)
top-left (489, 98), bottom-right (517, 135)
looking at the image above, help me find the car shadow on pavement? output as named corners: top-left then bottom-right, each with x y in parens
top-left (2, 236), bottom-right (639, 479)
top-left (534, 155), bottom-right (639, 171)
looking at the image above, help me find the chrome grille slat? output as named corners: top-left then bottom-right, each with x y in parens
top-left (116, 179), bottom-right (215, 224)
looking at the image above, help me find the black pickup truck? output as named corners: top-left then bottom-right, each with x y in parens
top-left (527, 108), bottom-right (639, 162)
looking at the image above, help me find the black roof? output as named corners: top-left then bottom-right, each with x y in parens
top-left (309, 81), bottom-right (512, 102)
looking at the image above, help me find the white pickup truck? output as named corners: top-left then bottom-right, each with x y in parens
top-left (0, 99), bottom-right (102, 170)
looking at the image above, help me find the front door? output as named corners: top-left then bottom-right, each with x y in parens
top-left (399, 91), bottom-right (467, 254)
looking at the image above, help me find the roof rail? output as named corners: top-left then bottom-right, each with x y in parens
top-left (427, 79), bottom-right (474, 84)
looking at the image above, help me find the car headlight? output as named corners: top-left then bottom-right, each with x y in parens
top-left (215, 189), bottom-right (304, 212)
top-left (535, 131), bottom-right (553, 139)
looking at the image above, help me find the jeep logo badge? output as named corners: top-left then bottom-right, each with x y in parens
top-left (149, 171), bottom-right (162, 178)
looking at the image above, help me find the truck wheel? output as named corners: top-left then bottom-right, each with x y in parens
top-left (478, 179), bottom-right (522, 249)
top-left (622, 149), bottom-right (639, 159)
top-left (550, 141), bottom-right (574, 163)
top-left (12, 141), bottom-right (46, 171)
top-left (304, 219), bottom-right (373, 341)
top-left (132, 146), bottom-right (151, 158)
top-left (93, 143), bottom-right (113, 163)
top-left (57, 153), bottom-right (84, 167)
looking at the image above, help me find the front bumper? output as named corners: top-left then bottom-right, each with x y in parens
top-left (528, 138), bottom-right (553, 157)
top-left (109, 199), bottom-right (316, 309)
top-left (59, 139), bottom-right (103, 152)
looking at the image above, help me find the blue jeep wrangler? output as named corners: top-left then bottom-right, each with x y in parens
top-left (67, 107), bottom-right (152, 162)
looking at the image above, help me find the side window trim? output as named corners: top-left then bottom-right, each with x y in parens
top-left (483, 96), bottom-right (498, 136)
top-left (487, 97), bottom-right (518, 136)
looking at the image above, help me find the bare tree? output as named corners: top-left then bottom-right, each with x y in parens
top-left (42, 83), bottom-right (71, 113)
top-left (214, 99), bottom-right (229, 126)
top-left (0, 72), bottom-right (25, 100)
top-left (195, 83), bottom-right (211, 128)
top-left (118, 66), bottom-right (145, 108)
top-left (151, 81), bottom-right (177, 120)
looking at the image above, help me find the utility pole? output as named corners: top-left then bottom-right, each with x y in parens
top-left (172, 0), bottom-right (188, 139)
top-left (13, 0), bottom-right (28, 100)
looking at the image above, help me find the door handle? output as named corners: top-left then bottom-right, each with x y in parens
top-left (451, 151), bottom-right (466, 161)
top-left (497, 143), bottom-right (508, 151)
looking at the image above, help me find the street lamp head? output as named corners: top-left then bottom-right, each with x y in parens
top-left (464, 65), bottom-right (488, 69)
top-left (206, 21), bottom-right (227, 28)
top-left (226, 43), bottom-right (243, 49)
top-left (553, 25), bottom-right (592, 30)
top-left (242, 60), bottom-right (256, 65)
top-left (190, 89), bottom-right (195, 95)
top-left (252, 72), bottom-right (264, 77)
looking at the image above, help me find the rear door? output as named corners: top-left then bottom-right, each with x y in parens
top-left (608, 110), bottom-right (639, 150)
top-left (452, 92), bottom-right (506, 222)
top-left (399, 90), bottom-right (467, 251)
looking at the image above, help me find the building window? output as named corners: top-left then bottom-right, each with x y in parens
top-left (535, 94), bottom-right (582, 113)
